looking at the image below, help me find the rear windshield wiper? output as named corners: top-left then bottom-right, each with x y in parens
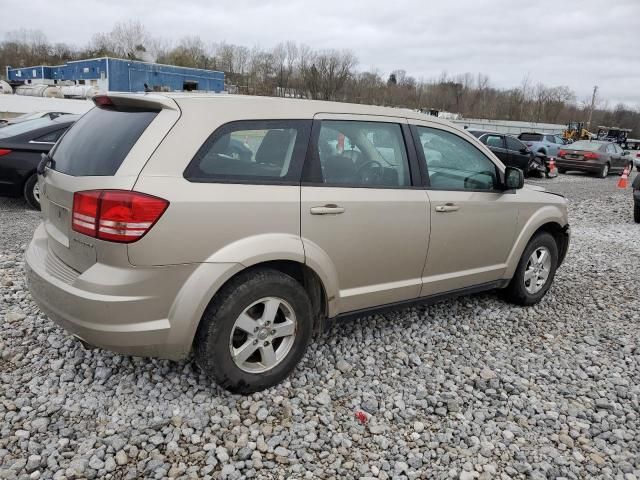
top-left (38, 153), bottom-right (54, 176)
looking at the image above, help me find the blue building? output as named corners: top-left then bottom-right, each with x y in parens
top-left (6, 57), bottom-right (224, 93)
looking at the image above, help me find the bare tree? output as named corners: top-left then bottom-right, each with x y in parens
top-left (3, 22), bottom-right (640, 135)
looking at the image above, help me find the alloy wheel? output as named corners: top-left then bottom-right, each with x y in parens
top-left (32, 182), bottom-right (40, 204)
top-left (229, 297), bottom-right (297, 373)
top-left (524, 247), bottom-right (551, 294)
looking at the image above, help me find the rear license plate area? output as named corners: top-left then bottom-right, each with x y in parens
top-left (46, 201), bottom-right (70, 247)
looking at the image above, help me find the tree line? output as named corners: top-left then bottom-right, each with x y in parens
top-left (1, 22), bottom-right (639, 135)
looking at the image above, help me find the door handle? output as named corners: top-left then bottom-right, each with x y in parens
top-left (310, 204), bottom-right (345, 215)
top-left (435, 203), bottom-right (459, 213)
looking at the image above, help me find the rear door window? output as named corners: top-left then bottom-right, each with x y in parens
top-left (184, 120), bottom-right (311, 183)
top-left (306, 120), bottom-right (412, 187)
top-left (50, 107), bottom-right (158, 176)
top-left (518, 133), bottom-right (543, 142)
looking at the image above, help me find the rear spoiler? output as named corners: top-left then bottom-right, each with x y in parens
top-left (93, 94), bottom-right (179, 112)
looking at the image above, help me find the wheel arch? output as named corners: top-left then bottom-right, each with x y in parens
top-left (173, 259), bottom-right (331, 359)
top-left (21, 169), bottom-right (38, 194)
top-left (233, 260), bottom-right (329, 332)
top-left (532, 222), bottom-right (570, 266)
top-left (504, 208), bottom-right (569, 279)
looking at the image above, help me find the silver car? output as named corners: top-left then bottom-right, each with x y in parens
top-left (26, 93), bottom-right (570, 393)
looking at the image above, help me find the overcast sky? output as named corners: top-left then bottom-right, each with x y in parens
top-left (5, 0), bottom-right (640, 107)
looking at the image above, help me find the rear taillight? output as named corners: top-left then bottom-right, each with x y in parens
top-left (72, 190), bottom-right (168, 243)
top-left (72, 191), bottom-right (101, 237)
top-left (0, 148), bottom-right (12, 156)
top-left (584, 152), bottom-right (599, 160)
top-left (558, 149), bottom-right (566, 157)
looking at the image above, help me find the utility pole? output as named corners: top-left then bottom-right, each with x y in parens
top-left (586, 85), bottom-right (598, 131)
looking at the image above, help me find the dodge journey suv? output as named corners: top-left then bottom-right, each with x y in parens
top-left (26, 93), bottom-right (570, 393)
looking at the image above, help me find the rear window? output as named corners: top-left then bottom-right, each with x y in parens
top-left (569, 141), bottom-right (604, 152)
top-left (50, 107), bottom-right (158, 176)
top-left (0, 118), bottom-right (53, 138)
top-left (518, 133), bottom-right (543, 141)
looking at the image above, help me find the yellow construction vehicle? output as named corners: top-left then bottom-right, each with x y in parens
top-left (563, 122), bottom-right (591, 142)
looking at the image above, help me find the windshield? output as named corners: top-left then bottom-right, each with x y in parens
top-left (568, 141), bottom-right (603, 152)
top-left (0, 118), bottom-right (54, 139)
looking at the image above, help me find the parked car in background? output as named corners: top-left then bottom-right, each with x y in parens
top-left (518, 132), bottom-right (565, 156)
top-left (633, 151), bottom-right (640, 172)
top-left (469, 130), bottom-right (547, 177)
top-left (633, 174), bottom-right (640, 223)
top-left (0, 111), bottom-right (71, 127)
top-left (0, 114), bottom-right (79, 208)
top-left (26, 93), bottom-right (570, 393)
top-left (556, 140), bottom-right (633, 178)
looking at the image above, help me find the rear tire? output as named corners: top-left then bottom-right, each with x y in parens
top-left (23, 174), bottom-right (41, 210)
top-left (194, 268), bottom-right (314, 394)
top-left (598, 163), bottom-right (610, 178)
top-left (634, 204), bottom-right (640, 223)
top-left (502, 232), bottom-right (558, 306)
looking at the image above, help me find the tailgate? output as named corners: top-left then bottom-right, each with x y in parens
top-left (41, 172), bottom-right (139, 272)
top-left (40, 95), bottom-right (180, 273)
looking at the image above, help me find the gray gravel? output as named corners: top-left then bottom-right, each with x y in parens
top-left (1, 172), bottom-right (639, 480)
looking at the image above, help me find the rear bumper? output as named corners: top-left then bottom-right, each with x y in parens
top-left (555, 158), bottom-right (603, 173)
top-left (0, 180), bottom-right (21, 197)
top-left (25, 222), bottom-right (242, 360)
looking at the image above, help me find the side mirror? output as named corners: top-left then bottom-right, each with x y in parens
top-left (519, 147), bottom-right (529, 154)
top-left (622, 150), bottom-right (629, 156)
top-left (504, 166), bottom-right (524, 190)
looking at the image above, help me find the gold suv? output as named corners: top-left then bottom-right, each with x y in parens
top-left (26, 93), bottom-right (570, 393)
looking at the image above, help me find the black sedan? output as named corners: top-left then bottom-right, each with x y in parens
top-left (469, 130), bottom-right (546, 177)
top-left (0, 115), bottom-right (79, 209)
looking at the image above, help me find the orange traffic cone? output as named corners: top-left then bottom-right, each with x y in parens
top-left (617, 165), bottom-right (629, 189)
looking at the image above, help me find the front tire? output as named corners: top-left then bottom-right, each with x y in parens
top-left (23, 174), bottom-right (41, 210)
top-left (557, 168), bottom-right (567, 174)
top-left (194, 269), bottom-right (314, 394)
top-left (634, 204), bottom-right (640, 223)
top-left (502, 232), bottom-right (558, 306)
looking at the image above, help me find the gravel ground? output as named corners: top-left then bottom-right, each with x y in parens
top-left (1, 172), bottom-right (639, 480)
